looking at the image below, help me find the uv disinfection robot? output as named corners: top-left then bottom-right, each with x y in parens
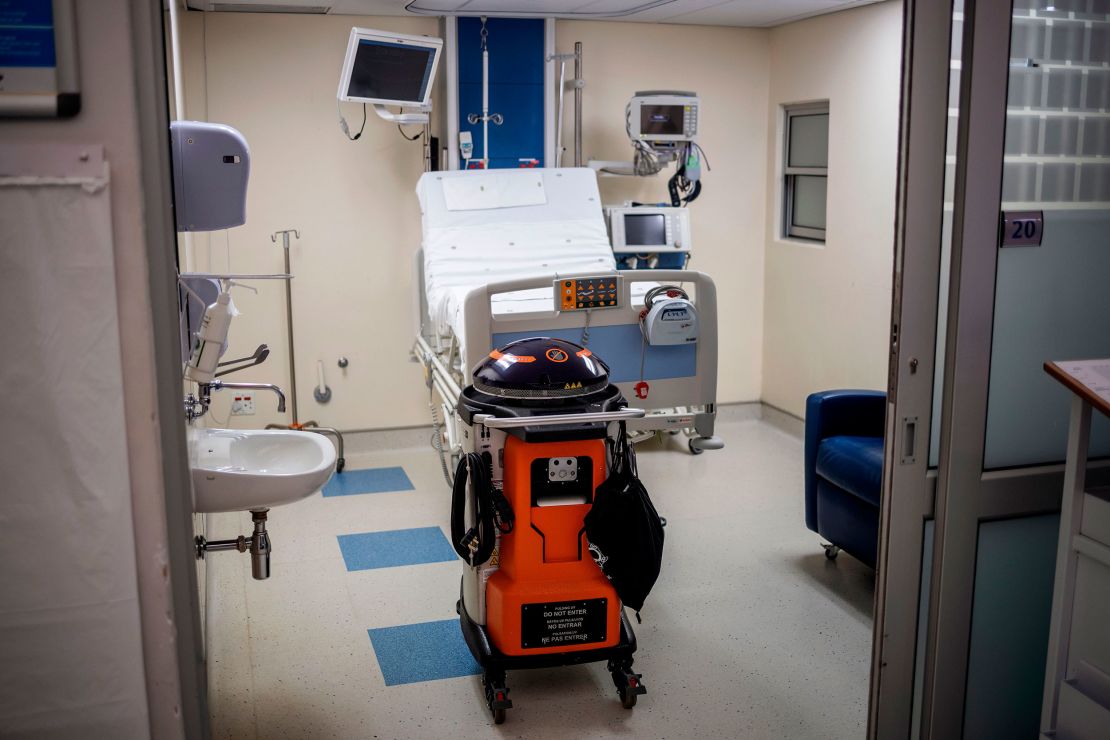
top-left (450, 337), bottom-right (648, 724)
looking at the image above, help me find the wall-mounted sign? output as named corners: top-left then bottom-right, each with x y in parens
top-left (1000, 210), bottom-right (1044, 247)
top-left (0, 0), bottom-right (80, 118)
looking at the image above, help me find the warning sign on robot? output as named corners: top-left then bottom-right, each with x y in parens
top-left (520, 598), bottom-right (607, 649)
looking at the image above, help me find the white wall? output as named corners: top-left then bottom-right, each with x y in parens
top-left (761, 1), bottom-right (902, 418)
top-left (556, 20), bottom-right (770, 405)
top-left (176, 13), bottom-right (440, 431)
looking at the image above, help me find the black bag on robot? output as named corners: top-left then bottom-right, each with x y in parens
top-left (584, 422), bottom-right (665, 614)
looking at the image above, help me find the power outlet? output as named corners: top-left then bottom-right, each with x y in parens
top-left (230, 394), bottom-right (255, 416)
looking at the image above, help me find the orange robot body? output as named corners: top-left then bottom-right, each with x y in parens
top-left (485, 436), bottom-right (620, 656)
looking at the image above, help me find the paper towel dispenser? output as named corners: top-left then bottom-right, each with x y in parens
top-left (171, 121), bottom-right (250, 232)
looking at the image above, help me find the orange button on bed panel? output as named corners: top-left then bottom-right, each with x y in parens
top-left (560, 280), bottom-right (577, 310)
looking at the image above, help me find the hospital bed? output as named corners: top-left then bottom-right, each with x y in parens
top-left (412, 167), bottom-right (722, 474)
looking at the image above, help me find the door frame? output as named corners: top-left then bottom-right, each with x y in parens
top-left (130, 0), bottom-right (209, 736)
top-left (869, 0), bottom-right (953, 735)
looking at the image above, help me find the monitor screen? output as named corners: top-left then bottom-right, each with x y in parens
top-left (345, 39), bottom-right (437, 104)
top-left (640, 104), bottom-right (685, 137)
top-left (624, 214), bottom-right (667, 246)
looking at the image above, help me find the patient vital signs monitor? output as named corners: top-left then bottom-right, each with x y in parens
top-left (337, 28), bottom-right (442, 108)
top-left (629, 92), bottom-right (700, 144)
top-left (606, 206), bottom-right (692, 255)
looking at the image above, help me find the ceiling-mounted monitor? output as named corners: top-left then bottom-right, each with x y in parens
top-left (337, 27), bottom-right (442, 108)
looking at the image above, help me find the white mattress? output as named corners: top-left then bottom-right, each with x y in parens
top-left (416, 168), bottom-right (617, 339)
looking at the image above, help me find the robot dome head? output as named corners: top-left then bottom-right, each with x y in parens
top-left (472, 337), bottom-right (610, 399)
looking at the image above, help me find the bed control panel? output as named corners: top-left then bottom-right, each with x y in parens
top-left (556, 276), bottom-right (623, 311)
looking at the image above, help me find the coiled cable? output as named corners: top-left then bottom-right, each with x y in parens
top-left (451, 452), bottom-right (497, 566)
top-left (429, 395), bottom-right (455, 488)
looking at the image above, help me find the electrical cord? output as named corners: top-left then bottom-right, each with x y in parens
top-left (397, 124), bottom-right (424, 141)
top-left (451, 452), bottom-right (497, 566)
top-left (429, 393), bottom-right (455, 488)
top-left (644, 284), bottom-right (690, 309)
top-left (692, 141), bottom-right (712, 171)
top-left (669, 142), bottom-right (703, 207)
top-left (337, 99), bottom-right (366, 141)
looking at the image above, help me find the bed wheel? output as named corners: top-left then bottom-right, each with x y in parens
top-left (688, 436), bottom-right (724, 454)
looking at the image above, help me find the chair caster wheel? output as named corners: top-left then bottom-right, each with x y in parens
top-left (688, 439), bottom-right (704, 455)
top-left (824, 544), bottom-right (841, 560)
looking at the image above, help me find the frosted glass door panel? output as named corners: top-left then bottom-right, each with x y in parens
top-left (984, 4), bottom-right (1110, 470)
top-left (985, 212), bottom-right (1110, 468)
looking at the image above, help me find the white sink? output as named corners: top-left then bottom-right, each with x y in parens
top-left (190, 428), bottom-right (337, 513)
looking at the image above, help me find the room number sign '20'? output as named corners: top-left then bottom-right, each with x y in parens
top-left (1000, 210), bottom-right (1044, 248)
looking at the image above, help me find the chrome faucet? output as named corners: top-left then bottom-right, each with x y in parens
top-left (206, 380), bottom-right (286, 413)
top-left (182, 344), bottom-right (286, 422)
top-left (184, 380), bottom-right (286, 422)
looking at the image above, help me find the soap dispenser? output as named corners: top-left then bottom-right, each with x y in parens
top-left (184, 280), bottom-right (249, 384)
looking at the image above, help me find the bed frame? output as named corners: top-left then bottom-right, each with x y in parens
top-left (413, 256), bottom-right (723, 468)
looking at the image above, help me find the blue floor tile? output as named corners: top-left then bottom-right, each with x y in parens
top-left (368, 619), bottom-right (480, 686)
top-left (323, 466), bottom-right (414, 497)
top-left (338, 527), bottom-right (457, 571)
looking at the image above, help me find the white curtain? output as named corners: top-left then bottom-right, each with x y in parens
top-left (0, 168), bottom-right (150, 738)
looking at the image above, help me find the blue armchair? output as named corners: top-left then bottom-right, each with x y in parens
top-left (804, 390), bottom-right (887, 568)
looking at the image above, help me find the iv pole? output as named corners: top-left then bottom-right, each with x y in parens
top-left (266, 229), bottom-right (346, 473)
top-left (466, 17), bottom-right (503, 168)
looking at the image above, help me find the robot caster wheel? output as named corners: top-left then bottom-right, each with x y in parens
top-left (824, 544), bottom-right (841, 560)
top-left (483, 671), bottom-right (512, 725)
top-left (609, 660), bottom-right (646, 710)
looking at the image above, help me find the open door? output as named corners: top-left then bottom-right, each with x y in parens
top-left (874, 0), bottom-right (1110, 737)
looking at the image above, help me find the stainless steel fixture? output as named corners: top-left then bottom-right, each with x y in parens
top-left (265, 228), bottom-right (347, 472)
top-left (195, 508), bottom-right (271, 580)
top-left (208, 380), bottom-right (286, 413)
top-left (184, 380), bottom-right (286, 422)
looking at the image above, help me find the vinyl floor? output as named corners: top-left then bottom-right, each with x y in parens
top-left (204, 417), bottom-right (874, 739)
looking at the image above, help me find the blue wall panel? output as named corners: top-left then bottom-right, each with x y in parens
top-left (457, 17), bottom-right (545, 169)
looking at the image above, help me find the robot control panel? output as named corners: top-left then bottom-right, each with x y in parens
top-left (556, 276), bottom-right (623, 311)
